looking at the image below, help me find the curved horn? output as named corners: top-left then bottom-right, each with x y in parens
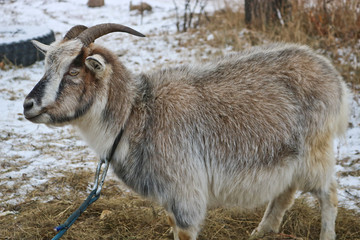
top-left (77, 23), bottom-right (145, 46)
top-left (64, 25), bottom-right (88, 40)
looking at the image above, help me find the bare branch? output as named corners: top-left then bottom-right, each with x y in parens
top-left (172, 0), bottom-right (180, 32)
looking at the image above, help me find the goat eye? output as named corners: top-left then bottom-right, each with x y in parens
top-left (69, 69), bottom-right (79, 76)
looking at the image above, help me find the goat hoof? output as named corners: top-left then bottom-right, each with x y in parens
top-left (249, 228), bottom-right (266, 239)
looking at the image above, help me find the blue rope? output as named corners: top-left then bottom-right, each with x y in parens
top-left (50, 128), bottom-right (124, 239)
top-left (52, 189), bottom-right (100, 240)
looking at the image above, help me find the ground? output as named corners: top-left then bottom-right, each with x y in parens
top-left (0, 0), bottom-right (359, 239)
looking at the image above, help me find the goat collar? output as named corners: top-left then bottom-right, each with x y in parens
top-left (106, 127), bottom-right (124, 162)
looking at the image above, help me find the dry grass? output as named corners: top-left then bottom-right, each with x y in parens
top-left (0, 169), bottom-right (359, 240)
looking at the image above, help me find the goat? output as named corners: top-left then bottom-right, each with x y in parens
top-left (23, 23), bottom-right (350, 240)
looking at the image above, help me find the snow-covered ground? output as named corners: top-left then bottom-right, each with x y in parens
top-left (0, 0), bottom-right (359, 211)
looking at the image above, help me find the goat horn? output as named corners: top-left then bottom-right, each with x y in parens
top-left (77, 23), bottom-right (145, 46)
top-left (64, 25), bottom-right (88, 40)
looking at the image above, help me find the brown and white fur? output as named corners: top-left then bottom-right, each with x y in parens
top-left (24, 24), bottom-right (350, 240)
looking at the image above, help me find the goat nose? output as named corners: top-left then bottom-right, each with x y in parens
top-left (23, 99), bottom-right (35, 111)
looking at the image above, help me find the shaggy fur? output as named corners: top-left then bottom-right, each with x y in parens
top-left (24, 25), bottom-right (350, 240)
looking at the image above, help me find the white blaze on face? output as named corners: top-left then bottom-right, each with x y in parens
top-left (41, 39), bottom-right (83, 107)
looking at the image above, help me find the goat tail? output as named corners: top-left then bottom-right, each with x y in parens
top-left (335, 81), bottom-right (352, 138)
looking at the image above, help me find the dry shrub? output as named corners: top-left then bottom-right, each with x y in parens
top-left (300, 0), bottom-right (360, 45)
top-left (204, 2), bottom-right (248, 49)
top-left (0, 169), bottom-right (359, 240)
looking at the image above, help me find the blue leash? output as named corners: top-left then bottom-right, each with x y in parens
top-left (52, 189), bottom-right (100, 240)
top-left (51, 128), bottom-right (124, 240)
top-left (52, 158), bottom-right (109, 240)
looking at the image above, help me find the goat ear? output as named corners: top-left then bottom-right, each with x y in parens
top-left (31, 40), bottom-right (50, 55)
top-left (85, 54), bottom-right (105, 73)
